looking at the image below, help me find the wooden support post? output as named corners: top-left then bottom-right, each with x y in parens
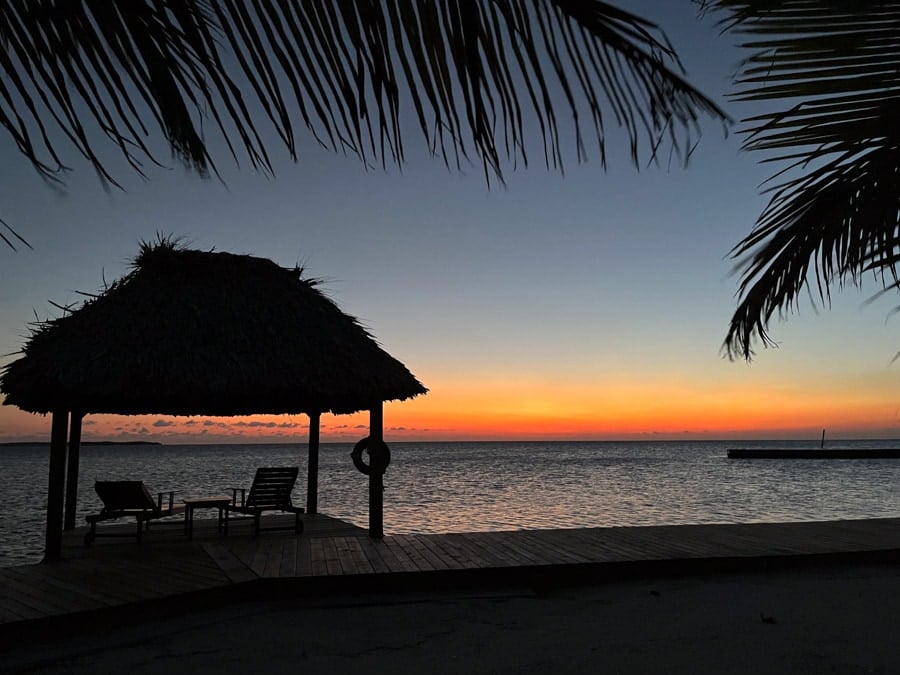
top-left (306, 411), bottom-right (321, 515)
top-left (64, 412), bottom-right (83, 530)
top-left (369, 402), bottom-right (384, 538)
top-left (45, 410), bottom-right (68, 561)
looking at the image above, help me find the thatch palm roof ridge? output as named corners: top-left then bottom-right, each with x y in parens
top-left (1, 241), bottom-right (427, 416)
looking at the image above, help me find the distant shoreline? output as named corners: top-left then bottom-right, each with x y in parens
top-left (2, 439), bottom-right (900, 447)
top-left (0, 441), bottom-right (163, 447)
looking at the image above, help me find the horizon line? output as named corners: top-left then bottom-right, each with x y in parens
top-left (4, 436), bottom-right (900, 446)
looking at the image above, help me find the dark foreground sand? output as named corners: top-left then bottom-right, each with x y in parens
top-left (4, 561), bottom-right (899, 674)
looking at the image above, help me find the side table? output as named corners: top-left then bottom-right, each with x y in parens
top-left (183, 495), bottom-right (232, 539)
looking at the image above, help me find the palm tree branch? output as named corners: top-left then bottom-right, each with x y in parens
top-left (726, 140), bottom-right (900, 358)
top-left (4, 0), bottom-right (727, 174)
top-left (701, 0), bottom-right (900, 357)
top-left (2, 0), bottom-right (728, 246)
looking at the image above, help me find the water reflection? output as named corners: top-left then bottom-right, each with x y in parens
top-left (2, 440), bottom-right (900, 566)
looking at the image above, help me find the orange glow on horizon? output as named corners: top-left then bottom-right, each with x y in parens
top-left (2, 371), bottom-right (899, 443)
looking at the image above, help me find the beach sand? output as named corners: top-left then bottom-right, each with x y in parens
top-left (4, 561), bottom-right (899, 674)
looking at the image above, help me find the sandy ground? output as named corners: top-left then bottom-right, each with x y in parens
top-left (4, 561), bottom-right (900, 674)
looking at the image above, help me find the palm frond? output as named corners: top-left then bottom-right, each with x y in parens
top-left (0, 215), bottom-right (32, 251)
top-left (2, 1), bottom-right (727, 242)
top-left (705, 0), bottom-right (900, 358)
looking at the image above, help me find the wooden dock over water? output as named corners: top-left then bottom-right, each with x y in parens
top-left (3, 515), bottom-right (900, 643)
top-left (727, 448), bottom-right (900, 459)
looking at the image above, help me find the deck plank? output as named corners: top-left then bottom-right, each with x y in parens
top-left (339, 537), bottom-right (376, 575)
top-left (453, 533), bottom-right (516, 568)
top-left (262, 539), bottom-right (287, 578)
top-left (439, 533), bottom-right (496, 568)
top-left (0, 572), bottom-right (79, 616)
top-left (371, 538), bottom-right (418, 573)
top-left (492, 531), bottom-right (556, 566)
top-left (428, 533), bottom-right (490, 569)
top-left (279, 538), bottom-right (298, 578)
top-left (98, 557), bottom-right (210, 595)
top-left (295, 539), bottom-right (313, 577)
top-left (60, 561), bottom-right (166, 602)
top-left (393, 535), bottom-right (445, 571)
top-left (1, 566), bottom-right (118, 608)
top-left (248, 541), bottom-right (270, 577)
top-left (355, 537), bottom-right (393, 574)
top-left (514, 530), bottom-right (594, 564)
top-left (458, 533), bottom-right (520, 567)
top-left (416, 535), bottom-right (468, 570)
top-left (201, 543), bottom-right (258, 583)
top-left (0, 589), bottom-right (46, 621)
top-left (384, 536), bottom-right (432, 572)
top-left (334, 537), bottom-right (360, 575)
top-left (309, 538), bottom-right (328, 576)
top-left (321, 537), bottom-right (343, 576)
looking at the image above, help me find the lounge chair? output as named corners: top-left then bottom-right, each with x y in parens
top-left (84, 481), bottom-right (184, 544)
top-left (224, 467), bottom-right (304, 535)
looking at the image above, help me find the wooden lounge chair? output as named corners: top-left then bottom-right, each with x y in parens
top-left (84, 481), bottom-right (184, 544)
top-left (224, 467), bottom-right (304, 536)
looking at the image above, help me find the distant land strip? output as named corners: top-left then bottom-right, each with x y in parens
top-left (0, 441), bottom-right (162, 447)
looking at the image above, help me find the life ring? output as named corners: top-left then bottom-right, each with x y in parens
top-left (351, 437), bottom-right (391, 475)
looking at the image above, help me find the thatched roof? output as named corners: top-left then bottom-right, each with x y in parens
top-left (1, 241), bottom-right (427, 416)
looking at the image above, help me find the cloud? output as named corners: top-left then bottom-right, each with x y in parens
top-left (235, 421), bottom-right (277, 428)
top-left (184, 420), bottom-right (197, 426)
top-left (153, 419), bottom-right (176, 428)
top-left (203, 420), bottom-right (227, 428)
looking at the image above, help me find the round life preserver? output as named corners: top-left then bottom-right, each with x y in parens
top-left (350, 437), bottom-right (391, 475)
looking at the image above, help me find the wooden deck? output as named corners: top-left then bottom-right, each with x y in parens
top-left (3, 515), bottom-right (900, 643)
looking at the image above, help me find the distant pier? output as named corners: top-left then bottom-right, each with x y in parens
top-left (727, 448), bottom-right (900, 459)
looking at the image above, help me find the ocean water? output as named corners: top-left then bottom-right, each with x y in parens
top-left (2, 439), bottom-right (900, 567)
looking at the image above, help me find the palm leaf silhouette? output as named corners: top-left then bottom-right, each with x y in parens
top-left (2, 1), bottom-right (726, 246)
top-left (708, 0), bottom-right (900, 358)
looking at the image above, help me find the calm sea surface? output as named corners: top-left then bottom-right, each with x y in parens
top-left (3, 439), bottom-right (900, 567)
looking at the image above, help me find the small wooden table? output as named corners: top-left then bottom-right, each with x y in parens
top-left (183, 495), bottom-right (232, 539)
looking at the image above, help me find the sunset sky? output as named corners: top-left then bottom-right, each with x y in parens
top-left (3, 1), bottom-right (900, 444)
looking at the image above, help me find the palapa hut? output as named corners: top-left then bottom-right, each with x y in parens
top-left (1, 239), bottom-right (427, 559)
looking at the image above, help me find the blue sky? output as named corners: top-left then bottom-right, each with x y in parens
top-left (3, 1), bottom-right (900, 443)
